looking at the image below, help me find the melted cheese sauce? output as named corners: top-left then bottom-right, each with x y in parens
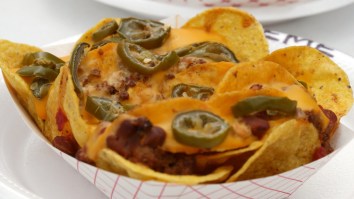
top-left (154, 28), bottom-right (227, 54)
top-left (78, 25), bottom-right (328, 157)
top-left (78, 27), bottom-right (230, 123)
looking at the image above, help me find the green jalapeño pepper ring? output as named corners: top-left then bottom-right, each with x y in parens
top-left (22, 51), bottom-right (65, 69)
top-left (30, 78), bottom-right (51, 99)
top-left (171, 83), bottom-right (214, 100)
top-left (85, 96), bottom-right (125, 122)
top-left (172, 110), bottom-right (229, 148)
top-left (92, 20), bottom-right (119, 42)
top-left (17, 51), bottom-right (64, 99)
top-left (175, 42), bottom-right (239, 63)
top-left (117, 41), bottom-right (179, 75)
top-left (231, 95), bottom-right (297, 117)
top-left (69, 42), bottom-right (90, 94)
top-left (117, 17), bottom-right (171, 49)
top-left (17, 65), bottom-right (59, 81)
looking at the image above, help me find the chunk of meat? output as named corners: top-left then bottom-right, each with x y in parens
top-left (106, 117), bottom-right (200, 175)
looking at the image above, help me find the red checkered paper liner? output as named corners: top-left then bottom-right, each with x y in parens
top-left (51, 147), bottom-right (335, 199)
top-left (36, 16), bottom-right (354, 199)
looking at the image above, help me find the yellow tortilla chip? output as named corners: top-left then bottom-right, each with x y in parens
top-left (227, 119), bottom-right (320, 182)
top-left (216, 61), bottom-right (299, 94)
top-left (214, 61), bottom-right (330, 130)
top-left (196, 141), bottom-right (262, 173)
top-left (97, 148), bottom-right (233, 185)
top-left (208, 88), bottom-right (288, 121)
top-left (161, 62), bottom-right (235, 98)
top-left (0, 40), bottom-right (78, 150)
top-left (44, 65), bottom-right (69, 141)
top-left (0, 40), bottom-right (45, 131)
top-left (264, 46), bottom-right (353, 118)
top-left (62, 66), bottom-right (91, 147)
top-left (182, 7), bottom-right (269, 62)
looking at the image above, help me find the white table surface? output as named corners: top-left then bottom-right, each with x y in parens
top-left (1, 0), bottom-right (354, 198)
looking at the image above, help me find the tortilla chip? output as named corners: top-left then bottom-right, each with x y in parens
top-left (216, 61), bottom-right (299, 94)
top-left (227, 119), bottom-right (320, 182)
top-left (208, 88), bottom-right (288, 121)
top-left (196, 141), bottom-right (262, 173)
top-left (62, 66), bottom-right (90, 147)
top-left (182, 7), bottom-right (269, 62)
top-left (161, 62), bottom-right (235, 98)
top-left (44, 65), bottom-right (70, 141)
top-left (0, 40), bottom-right (45, 131)
top-left (97, 148), bottom-right (233, 185)
top-left (0, 40), bottom-right (80, 149)
top-left (264, 46), bottom-right (353, 118)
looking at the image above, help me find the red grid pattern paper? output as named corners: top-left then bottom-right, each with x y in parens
top-left (54, 148), bottom-right (334, 199)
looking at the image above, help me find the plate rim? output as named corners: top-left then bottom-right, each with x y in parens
top-left (94, 0), bottom-right (354, 24)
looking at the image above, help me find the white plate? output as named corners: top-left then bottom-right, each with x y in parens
top-left (94, 0), bottom-right (354, 24)
top-left (1, 30), bottom-right (354, 198)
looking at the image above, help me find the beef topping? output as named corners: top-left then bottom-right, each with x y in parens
top-left (305, 110), bottom-right (324, 133)
top-left (242, 115), bottom-right (269, 139)
top-left (312, 146), bottom-right (328, 161)
top-left (89, 68), bottom-right (101, 77)
top-left (75, 147), bottom-right (95, 165)
top-left (107, 85), bottom-right (117, 95)
top-left (56, 108), bottom-right (68, 131)
top-left (321, 107), bottom-right (338, 139)
top-left (165, 73), bottom-right (175, 80)
top-left (52, 136), bottom-right (79, 156)
top-left (305, 108), bottom-right (337, 153)
top-left (118, 90), bottom-right (130, 100)
top-left (106, 117), bottom-right (201, 175)
top-left (177, 57), bottom-right (207, 71)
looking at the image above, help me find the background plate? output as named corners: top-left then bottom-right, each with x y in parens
top-left (94, 0), bottom-right (354, 24)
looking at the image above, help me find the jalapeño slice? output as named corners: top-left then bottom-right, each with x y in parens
top-left (69, 42), bottom-right (90, 94)
top-left (175, 42), bottom-right (238, 63)
top-left (117, 41), bottom-right (178, 75)
top-left (172, 110), bottom-right (229, 148)
top-left (117, 17), bottom-right (170, 49)
top-left (17, 65), bottom-right (58, 81)
top-left (171, 83), bottom-right (214, 100)
top-left (232, 96), bottom-right (297, 117)
top-left (85, 96), bottom-right (124, 122)
top-left (22, 51), bottom-right (65, 68)
top-left (92, 20), bottom-right (119, 42)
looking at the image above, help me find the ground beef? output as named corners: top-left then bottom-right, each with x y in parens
top-left (52, 136), bottom-right (79, 157)
top-left (177, 56), bottom-right (207, 72)
top-left (106, 117), bottom-right (201, 175)
top-left (305, 108), bottom-right (337, 153)
top-left (242, 115), bottom-right (270, 139)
